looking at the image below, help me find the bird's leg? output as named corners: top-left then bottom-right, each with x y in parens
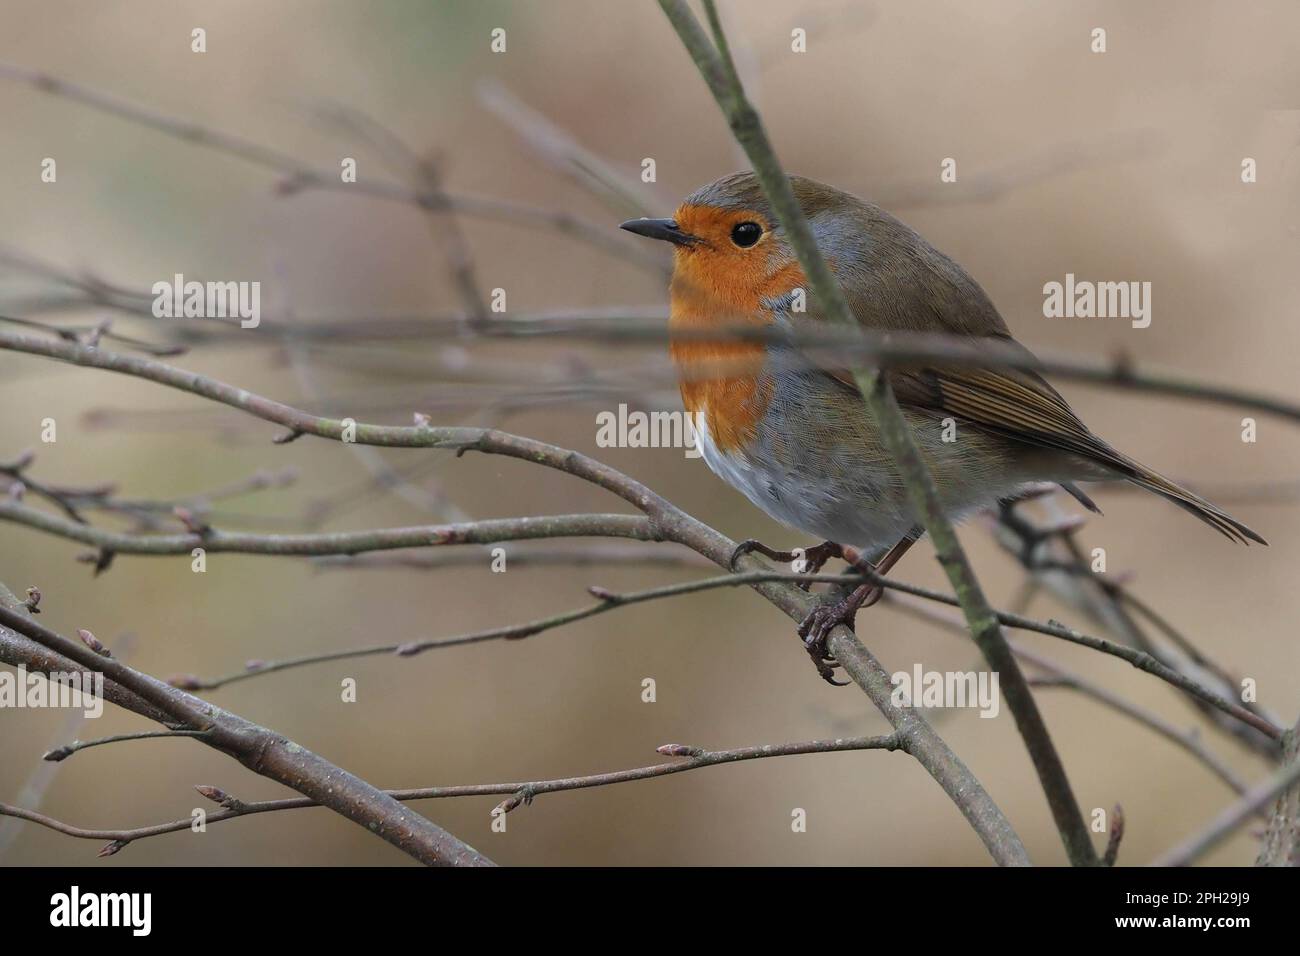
top-left (793, 541), bottom-right (847, 584)
top-left (729, 538), bottom-right (844, 589)
top-left (798, 528), bottom-right (922, 685)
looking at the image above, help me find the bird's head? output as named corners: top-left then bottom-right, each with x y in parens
top-left (620, 172), bottom-right (852, 315)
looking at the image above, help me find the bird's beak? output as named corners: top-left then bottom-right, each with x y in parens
top-left (619, 218), bottom-right (699, 246)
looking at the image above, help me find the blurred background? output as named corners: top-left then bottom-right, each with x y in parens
top-left (1, 0), bottom-right (1298, 866)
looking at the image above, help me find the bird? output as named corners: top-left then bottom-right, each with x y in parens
top-left (620, 172), bottom-right (1264, 682)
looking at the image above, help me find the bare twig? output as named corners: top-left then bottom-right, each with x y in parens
top-left (888, 592), bottom-right (1257, 798)
top-left (42, 730), bottom-right (210, 763)
top-left (0, 631), bottom-right (139, 859)
top-left (9, 298), bottom-right (1300, 427)
top-left (1153, 756), bottom-right (1300, 866)
top-left (1103, 804), bottom-right (1125, 866)
top-left (0, 62), bottom-right (662, 272)
top-left (172, 570), bottom-right (869, 689)
top-left (478, 80), bottom-right (665, 219)
top-left (0, 502), bottom-right (656, 557)
top-left (0, 734), bottom-right (901, 852)
top-left (313, 541), bottom-right (711, 572)
top-left (994, 500), bottom-right (1282, 758)
top-left (193, 539), bottom-right (1278, 749)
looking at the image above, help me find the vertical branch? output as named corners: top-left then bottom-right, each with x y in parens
top-left (658, 0), bottom-right (1099, 865)
top-left (1257, 717), bottom-right (1300, 866)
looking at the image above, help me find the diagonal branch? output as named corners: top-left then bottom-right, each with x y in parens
top-left (659, 0), bottom-right (1097, 866)
top-left (1153, 750), bottom-right (1300, 866)
top-left (0, 62), bottom-right (661, 274)
top-left (173, 570), bottom-right (869, 690)
top-left (0, 583), bottom-right (493, 866)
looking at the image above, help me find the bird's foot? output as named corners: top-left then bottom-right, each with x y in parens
top-left (783, 530), bottom-right (919, 686)
top-left (729, 538), bottom-right (844, 589)
top-left (796, 582), bottom-right (881, 686)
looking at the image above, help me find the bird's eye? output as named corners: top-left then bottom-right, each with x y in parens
top-left (730, 221), bottom-right (763, 248)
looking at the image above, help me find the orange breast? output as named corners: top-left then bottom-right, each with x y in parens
top-left (668, 239), bottom-right (805, 454)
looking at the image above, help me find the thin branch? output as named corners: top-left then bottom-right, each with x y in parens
top-left (278, 277), bottom-right (472, 524)
top-left (444, 317), bottom-right (1300, 426)
top-left (172, 570), bottom-right (869, 689)
top-left (1103, 805), bottom-right (1125, 866)
top-left (313, 541), bottom-right (712, 572)
top-left (9, 302), bottom-right (1300, 427)
top-left (415, 153), bottom-right (492, 328)
top-left (873, 129), bottom-right (1162, 209)
top-left (478, 80), bottom-right (664, 219)
top-left (42, 730), bottom-right (210, 763)
top-left (0, 734), bottom-right (901, 853)
top-left (1152, 755), bottom-right (1300, 866)
top-left (413, 316), bottom-right (1300, 425)
top-left (1, 449), bottom-right (89, 523)
top-left (195, 536), bottom-right (1279, 750)
top-left (887, 592), bottom-right (1256, 799)
top-left (883, 572), bottom-right (1278, 740)
top-left (2, 454), bottom-right (298, 530)
top-left (1021, 665), bottom-right (1252, 799)
top-left (994, 500), bottom-right (1282, 757)
top-left (0, 312), bottom-right (183, 356)
top-left (0, 502), bottom-right (656, 557)
top-left (0, 62), bottom-right (662, 274)
top-left (0, 631), bottom-right (141, 859)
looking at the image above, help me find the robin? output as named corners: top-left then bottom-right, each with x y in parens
top-left (621, 172), bottom-right (1264, 681)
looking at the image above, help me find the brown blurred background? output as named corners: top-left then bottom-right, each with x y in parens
top-left (1, 0), bottom-right (1298, 866)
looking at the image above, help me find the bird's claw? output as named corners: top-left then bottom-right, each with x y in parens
top-left (729, 537), bottom-right (794, 571)
top-left (731, 538), bottom-right (885, 685)
top-left (797, 582), bottom-right (885, 685)
top-left (808, 651), bottom-right (850, 686)
top-left (729, 538), bottom-right (844, 590)
top-left (797, 601), bottom-right (855, 686)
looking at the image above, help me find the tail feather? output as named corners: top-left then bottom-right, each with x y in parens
top-left (1123, 465), bottom-right (1266, 546)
